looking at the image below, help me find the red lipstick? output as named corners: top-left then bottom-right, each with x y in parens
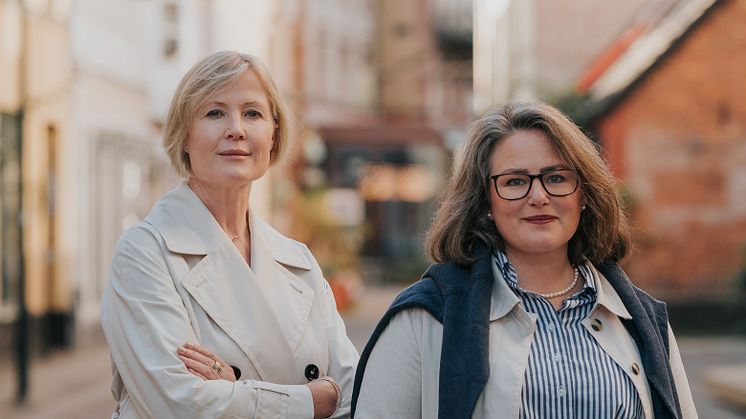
top-left (523, 215), bottom-right (557, 224)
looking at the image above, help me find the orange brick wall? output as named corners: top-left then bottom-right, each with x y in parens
top-left (595, 0), bottom-right (746, 298)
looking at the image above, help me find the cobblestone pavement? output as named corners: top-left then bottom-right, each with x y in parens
top-left (0, 286), bottom-right (744, 418)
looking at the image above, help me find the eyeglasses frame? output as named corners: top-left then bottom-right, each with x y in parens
top-left (489, 168), bottom-right (580, 201)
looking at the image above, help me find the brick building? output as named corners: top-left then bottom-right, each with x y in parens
top-left (582, 0), bottom-right (746, 298)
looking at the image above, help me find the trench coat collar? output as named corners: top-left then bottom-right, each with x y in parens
top-left (488, 257), bottom-right (522, 321)
top-left (145, 182), bottom-right (312, 270)
top-left (587, 262), bottom-right (633, 320)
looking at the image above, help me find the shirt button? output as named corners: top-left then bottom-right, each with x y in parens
top-left (553, 353), bottom-right (561, 362)
top-left (558, 386), bottom-right (566, 397)
top-left (547, 323), bottom-right (555, 332)
top-left (591, 318), bottom-right (603, 331)
top-left (631, 362), bottom-right (640, 375)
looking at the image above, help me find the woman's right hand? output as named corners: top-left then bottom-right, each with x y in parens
top-left (308, 377), bottom-right (340, 419)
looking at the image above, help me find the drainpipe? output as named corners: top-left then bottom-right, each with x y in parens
top-left (14, 0), bottom-right (29, 404)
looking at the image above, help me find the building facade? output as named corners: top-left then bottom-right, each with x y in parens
top-left (586, 0), bottom-right (746, 297)
top-left (1, 0), bottom-right (475, 361)
top-left (1, 0), bottom-right (77, 354)
top-left (290, 0), bottom-right (471, 284)
top-left (473, 0), bottom-right (649, 110)
top-left (0, 0), bottom-right (288, 357)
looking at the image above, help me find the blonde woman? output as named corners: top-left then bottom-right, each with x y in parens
top-left (101, 51), bottom-right (358, 419)
top-left (352, 102), bottom-right (697, 419)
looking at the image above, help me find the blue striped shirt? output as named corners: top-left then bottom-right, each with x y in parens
top-left (494, 251), bottom-right (644, 419)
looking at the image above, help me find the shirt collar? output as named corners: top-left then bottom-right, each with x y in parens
top-left (493, 249), bottom-right (596, 295)
top-left (489, 249), bottom-right (632, 321)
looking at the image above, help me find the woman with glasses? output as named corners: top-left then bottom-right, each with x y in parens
top-left (351, 101), bottom-right (697, 418)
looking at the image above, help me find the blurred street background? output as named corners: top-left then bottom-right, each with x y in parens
top-left (1, 0), bottom-right (745, 417)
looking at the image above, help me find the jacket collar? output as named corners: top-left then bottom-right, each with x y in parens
top-left (249, 211), bottom-right (312, 271)
top-left (588, 262), bottom-right (632, 320)
top-left (489, 257), bottom-right (522, 321)
top-left (145, 182), bottom-right (311, 270)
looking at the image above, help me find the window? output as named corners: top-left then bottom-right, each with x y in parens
top-left (163, 3), bottom-right (179, 58)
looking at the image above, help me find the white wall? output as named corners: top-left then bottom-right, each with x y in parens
top-left (473, 0), bottom-right (536, 112)
top-left (301, 0), bottom-right (375, 124)
top-left (70, 0), bottom-right (160, 330)
top-left (0, 2), bottom-right (22, 111)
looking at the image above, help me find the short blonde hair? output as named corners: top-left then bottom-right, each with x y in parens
top-left (426, 101), bottom-right (632, 266)
top-left (163, 51), bottom-right (290, 177)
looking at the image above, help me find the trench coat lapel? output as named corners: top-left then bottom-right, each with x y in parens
top-left (249, 215), bottom-right (315, 356)
top-left (145, 182), bottom-right (315, 384)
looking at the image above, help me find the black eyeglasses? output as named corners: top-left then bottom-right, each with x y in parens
top-left (489, 168), bottom-right (579, 200)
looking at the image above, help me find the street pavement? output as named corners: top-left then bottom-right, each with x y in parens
top-left (1, 285), bottom-right (745, 418)
top-left (677, 337), bottom-right (746, 419)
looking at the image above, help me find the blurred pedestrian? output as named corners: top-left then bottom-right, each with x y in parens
top-left (352, 101), bottom-right (697, 418)
top-left (101, 50), bottom-right (358, 419)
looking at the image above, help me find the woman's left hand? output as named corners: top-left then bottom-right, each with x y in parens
top-left (177, 342), bottom-right (237, 382)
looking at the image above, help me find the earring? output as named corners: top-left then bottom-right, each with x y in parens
top-left (581, 205), bottom-right (587, 211)
top-left (487, 213), bottom-right (493, 220)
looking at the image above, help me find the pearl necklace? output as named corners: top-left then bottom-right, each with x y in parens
top-left (518, 266), bottom-right (579, 299)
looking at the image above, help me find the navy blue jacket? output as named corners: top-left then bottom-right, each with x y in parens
top-left (351, 248), bottom-right (683, 419)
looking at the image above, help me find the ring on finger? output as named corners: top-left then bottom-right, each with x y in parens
top-left (212, 360), bottom-right (222, 374)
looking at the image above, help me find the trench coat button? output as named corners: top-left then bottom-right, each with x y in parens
top-left (230, 365), bottom-right (241, 380)
top-left (591, 318), bottom-right (603, 332)
top-left (305, 364), bottom-right (320, 381)
top-left (631, 362), bottom-right (640, 375)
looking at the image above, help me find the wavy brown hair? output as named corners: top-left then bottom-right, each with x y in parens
top-left (426, 101), bottom-right (631, 266)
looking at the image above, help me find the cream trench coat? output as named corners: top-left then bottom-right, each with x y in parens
top-left (101, 183), bottom-right (359, 419)
top-left (355, 258), bottom-right (698, 419)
